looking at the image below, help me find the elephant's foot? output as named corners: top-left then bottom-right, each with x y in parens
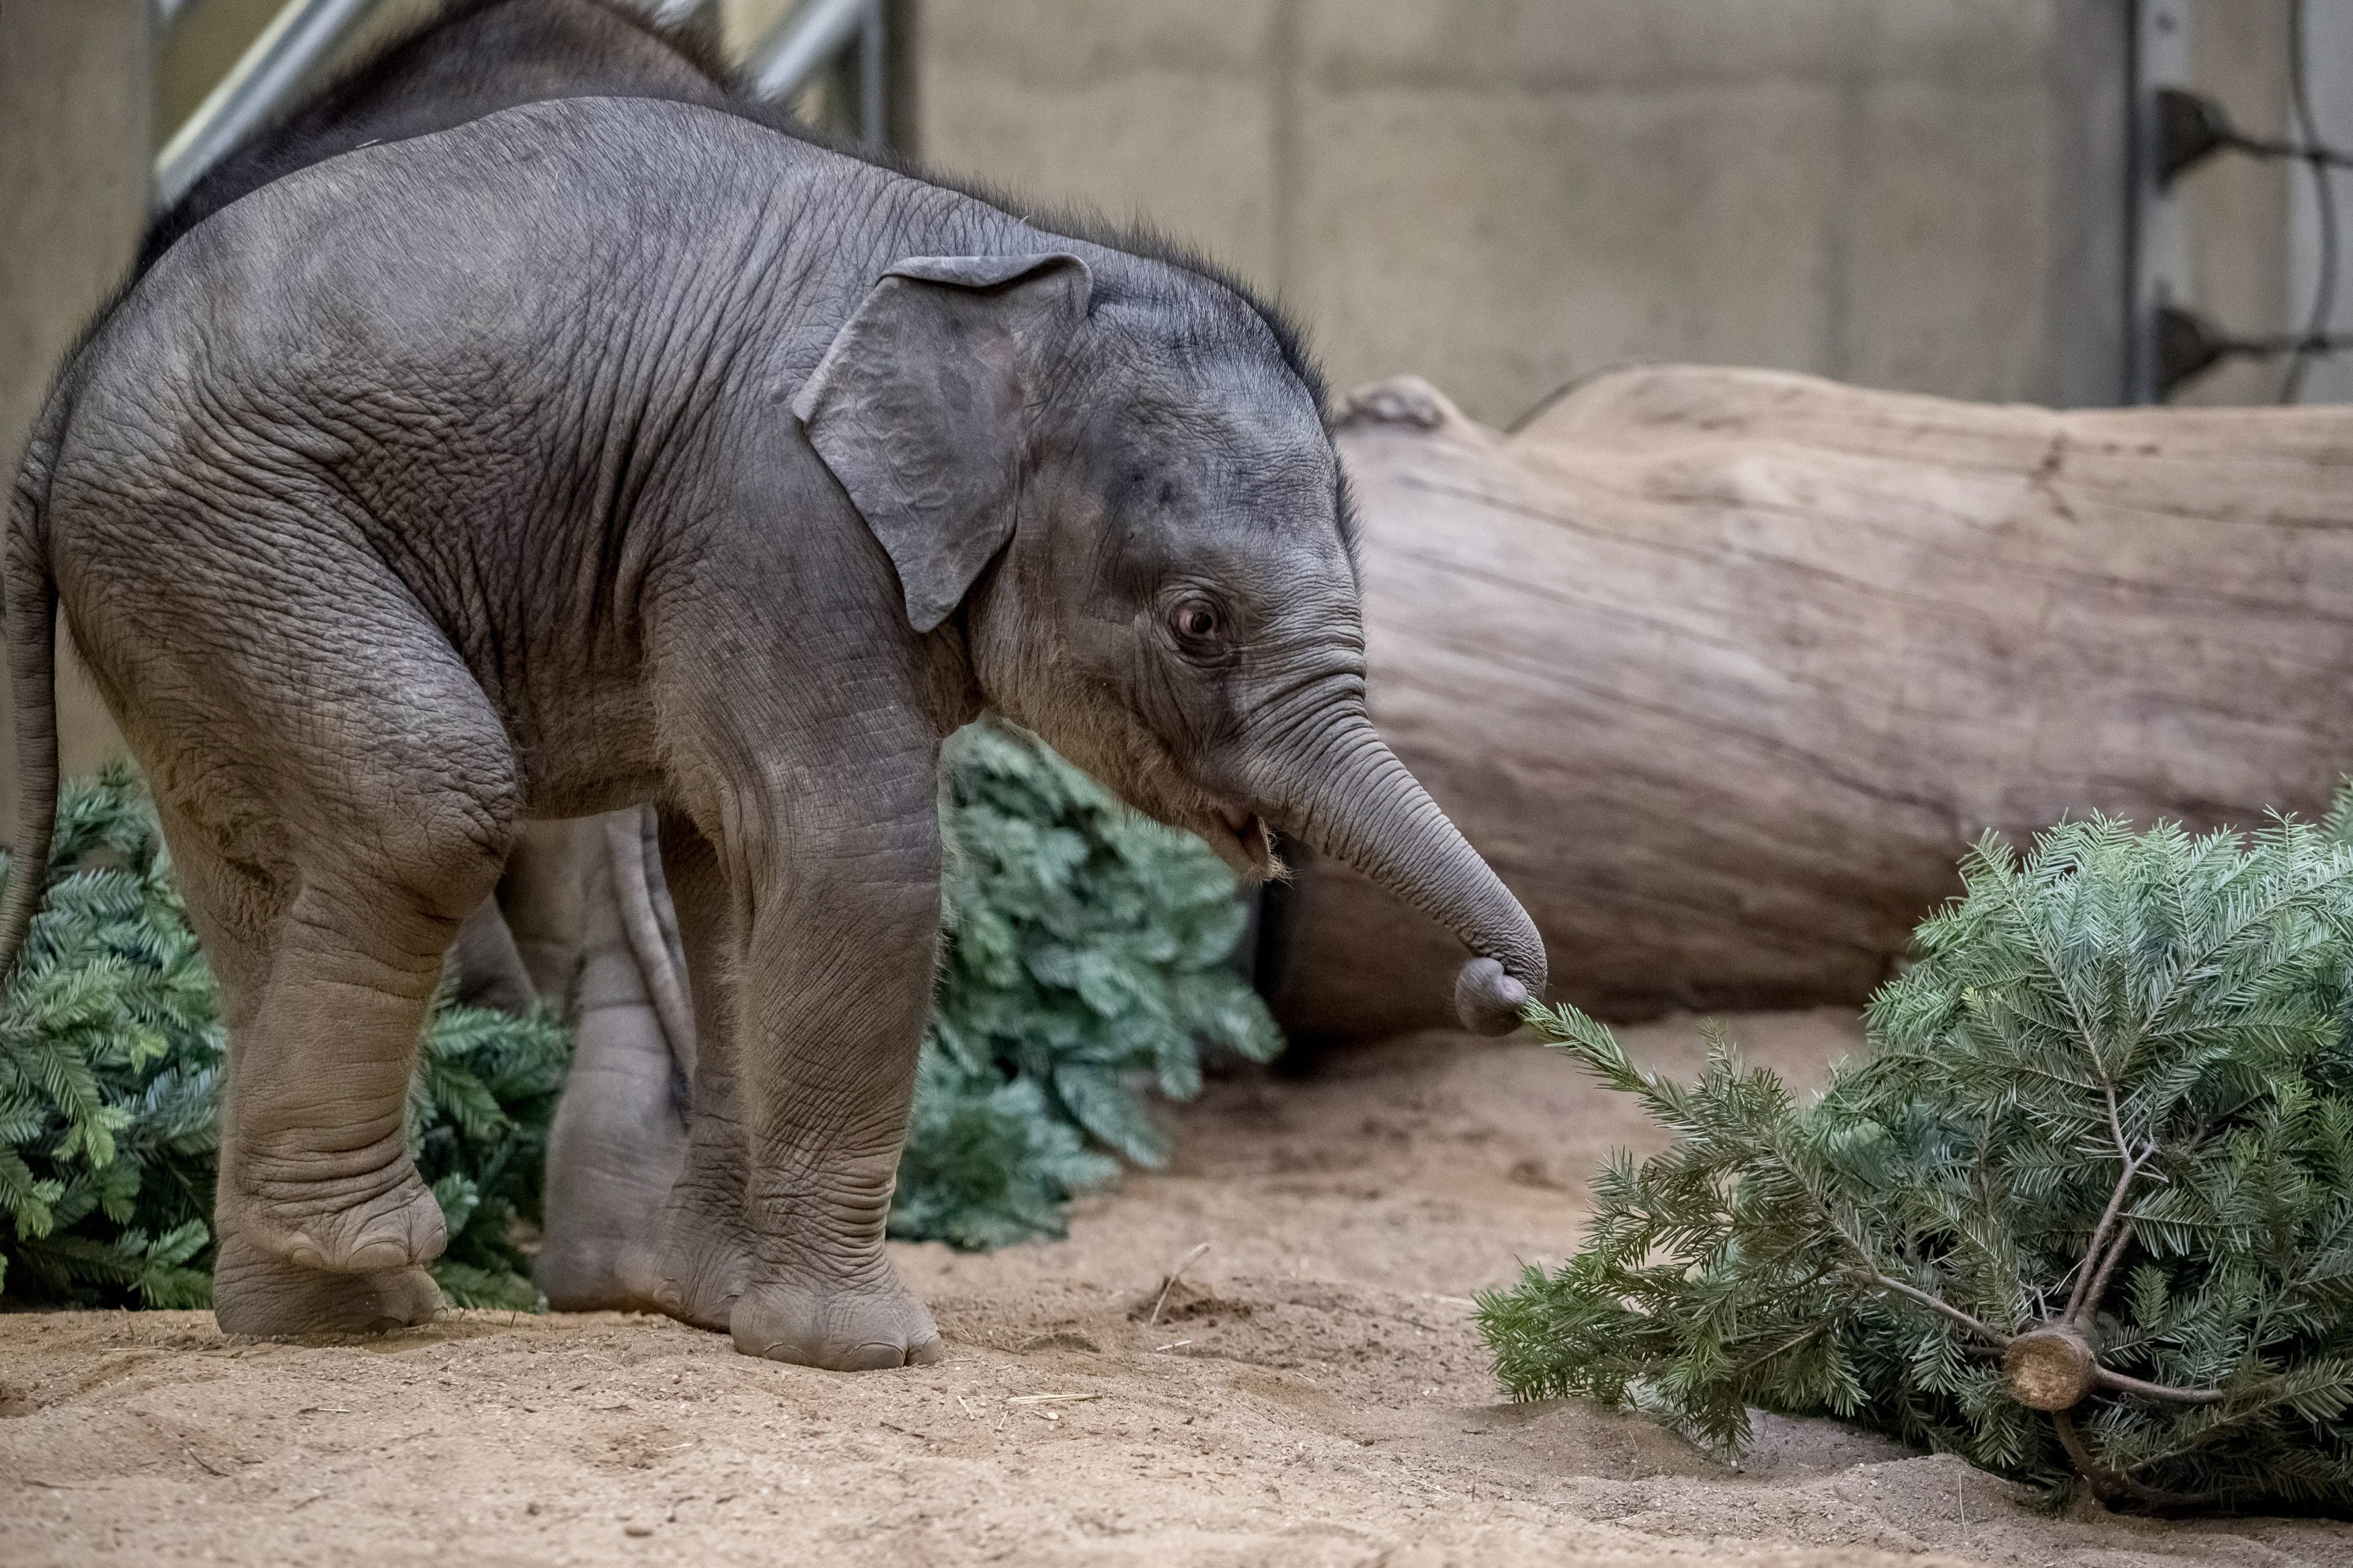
top-left (647, 1184), bottom-right (752, 1332)
top-left (536, 1028), bottom-right (691, 1313)
top-left (536, 1112), bottom-right (686, 1312)
top-left (537, 1229), bottom-right (669, 1314)
top-left (211, 1233), bottom-right (443, 1337)
top-left (730, 1260), bottom-right (944, 1370)
top-left (234, 1160), bottom-right (447, 1274)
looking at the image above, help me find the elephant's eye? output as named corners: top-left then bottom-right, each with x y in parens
top-left (1171, 597), bottom-right (1222, 643)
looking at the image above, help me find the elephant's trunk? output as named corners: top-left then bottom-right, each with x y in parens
top-left (1253, 716), bottom-right (1544, 1034)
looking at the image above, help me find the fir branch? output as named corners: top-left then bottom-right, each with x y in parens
top-left (2066, 1139), bottom-right (2153, 1324)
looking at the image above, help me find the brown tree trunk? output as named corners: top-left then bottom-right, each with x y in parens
top-left (1267, 367), bottom-right (2353, 1040)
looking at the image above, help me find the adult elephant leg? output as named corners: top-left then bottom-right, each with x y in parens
top-left (497, 818), bottom-right (593, 1003)
top-left (537, 808), bottom-right (692, 1311)
top-left (448, 896), bottom-right (537, 1015)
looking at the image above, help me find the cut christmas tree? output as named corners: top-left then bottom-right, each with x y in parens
top-left (0, 768), bottom-right (570, 1310)
top-left (1479, 797), bottom-right (2353, 1510)
top-left (898, 718), bottom-right (1283, 1248)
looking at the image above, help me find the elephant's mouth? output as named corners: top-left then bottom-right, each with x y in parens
top-left (1205, 798), bottom-right (1278, 881)
top-left (1105, 723), bottom-right (1279, 882)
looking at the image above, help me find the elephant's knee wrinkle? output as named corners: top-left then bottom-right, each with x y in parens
top-left (233, 1126), bottom-right (411, 1186)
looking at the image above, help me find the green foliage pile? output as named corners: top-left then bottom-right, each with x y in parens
top-left (0, 732), bottom-right (1281, 1303)
top-left (0, 770), bottom-right (220, 1307)
top-left (0, 768), bottom-right (571, 1311)
top-left (1478, 799), bottom-right (2353, 1509)
top-left (894, 719), bottom-right (1282, 1249)
top-left (405, 995), bottom-right (571, 1309)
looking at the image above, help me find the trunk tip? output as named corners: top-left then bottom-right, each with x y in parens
top-left (1455, 957), bottom-right (1531, 1036)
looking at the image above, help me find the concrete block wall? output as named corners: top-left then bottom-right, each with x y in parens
top-left (0, 0), bottom-right (151, 827)
top-left (2, 2), bottom-right (149, 481)
top-left (910, 0), bottom-right (2135, 425)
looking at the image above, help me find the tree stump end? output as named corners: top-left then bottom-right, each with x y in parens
top-left (2002, 1326), bottom-right (2098, 1411)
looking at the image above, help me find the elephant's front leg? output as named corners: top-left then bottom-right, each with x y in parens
top-left (715, 790), bottom-right (946, 1370)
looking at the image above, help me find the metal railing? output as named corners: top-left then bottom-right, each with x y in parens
top-left (742, 0), bottom-right (885, 148)
top-left (153, 0), bottom-right (381, 210)
top-left (151, 0), bottom-right (885, 213)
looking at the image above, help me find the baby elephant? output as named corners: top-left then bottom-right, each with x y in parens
top-left (3, 97), bottom-right (1544, 1366)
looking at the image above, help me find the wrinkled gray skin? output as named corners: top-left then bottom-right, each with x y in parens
top-left (4, 96), bottom-right (1544, 1366)
top-left (135, 0), bottom-right (730, 1321)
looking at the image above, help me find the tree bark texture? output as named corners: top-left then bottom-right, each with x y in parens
top-left (1266, 366), bottom-right (2353, 1038)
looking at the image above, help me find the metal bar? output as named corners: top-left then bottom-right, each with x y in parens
top-left (153, 0), bottom-right (198, 36)
top-left (743, 0), bottom-right (873, 107)
top-left (153, 0), bottom-right (383, 212)
top-left (858, 0), bottom-right (885, 149)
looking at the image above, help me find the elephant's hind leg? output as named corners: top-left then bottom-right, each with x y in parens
top-left (159, 811), bottom-right (446, 1335)
top-left (221, 870), bottom-right (483, 1276)
top-left (121, 589), bottom-right (520, 1333)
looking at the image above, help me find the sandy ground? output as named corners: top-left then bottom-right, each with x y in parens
top-left (3, 1009), bottom-right (2348, 1567)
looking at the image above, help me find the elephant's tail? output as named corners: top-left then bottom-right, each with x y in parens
top-left (0, 380), bottom-right (69, 986)
top-left (605, 805), bottom-right (696, 1092)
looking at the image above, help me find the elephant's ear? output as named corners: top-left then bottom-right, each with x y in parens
top-left (792, 252), bottom-right (1092, 633)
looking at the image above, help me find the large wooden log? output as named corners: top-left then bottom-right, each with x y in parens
top-left (1267, 367), bottom-right (2353, 1038)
